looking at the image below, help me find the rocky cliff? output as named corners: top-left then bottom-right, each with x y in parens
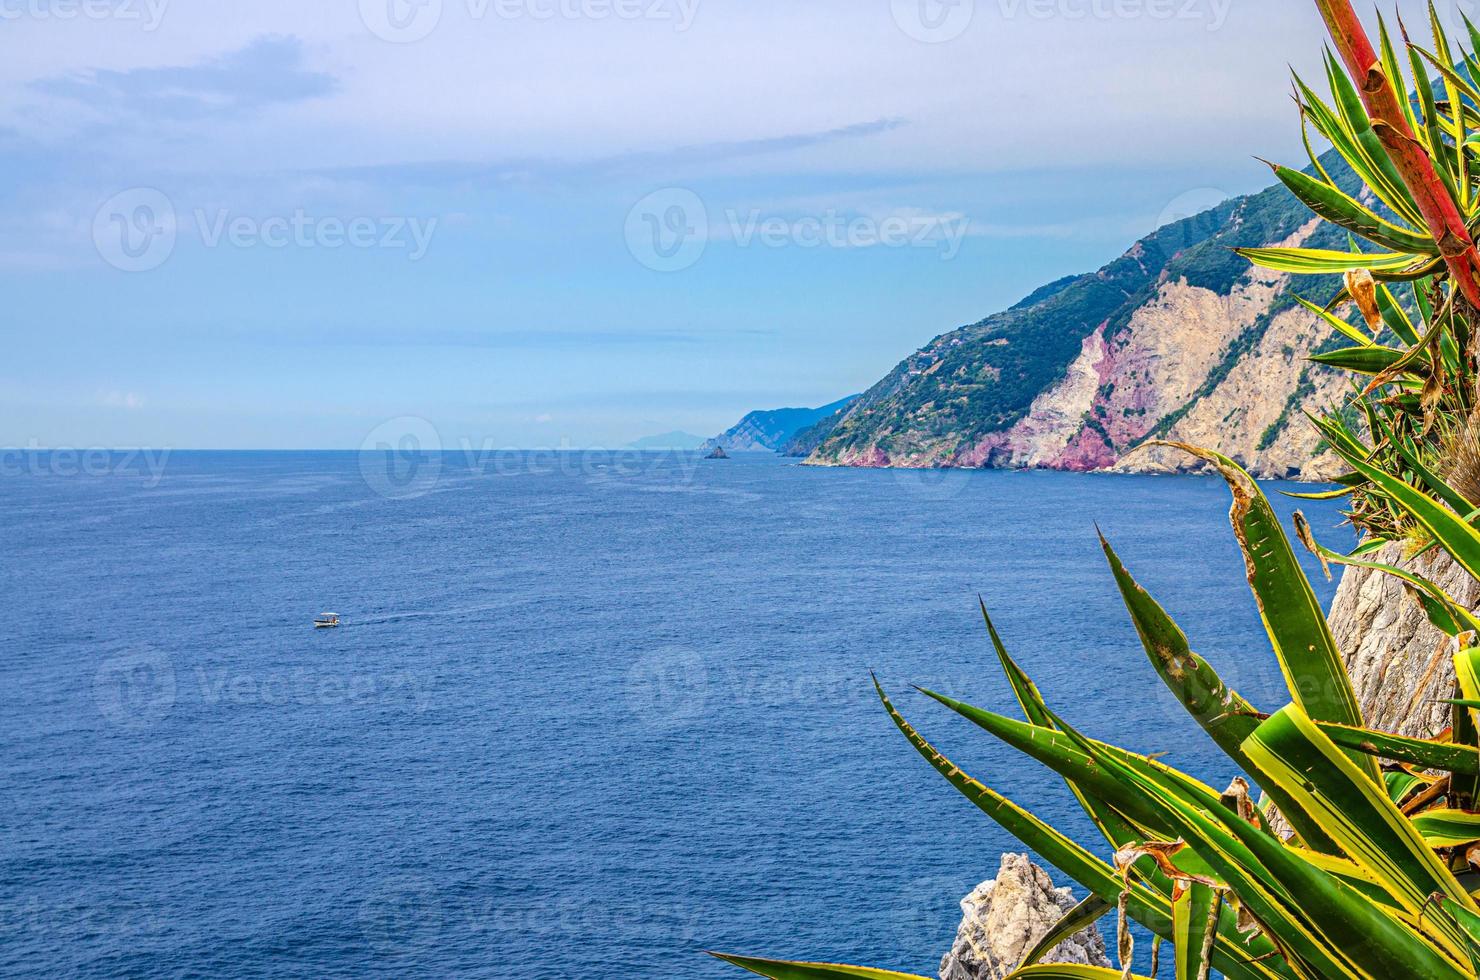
top-left (701, 396), bottom-right (859, 454)
top-left (938, 853), bottom-right (1109, 979)
top-left (806, 157), bottom-right (1363, 479)
top-left (1330, 544), bottom-right (1476, 739)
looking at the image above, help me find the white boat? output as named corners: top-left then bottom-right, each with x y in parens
top-left (314, 613), bottom-right (341, 629)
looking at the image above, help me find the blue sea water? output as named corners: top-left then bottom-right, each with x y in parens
top-left (1, 450), bottom-right (1356, 978)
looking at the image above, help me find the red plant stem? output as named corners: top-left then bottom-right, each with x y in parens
top-left (1314, 0), bottom-right (1480, 309)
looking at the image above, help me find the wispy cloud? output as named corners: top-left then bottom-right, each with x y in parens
top-left (33, 35), bottom-right (335, 120)
top-left (220, 326), bottom-right (776, 350)
top-left (316, 118), bottom-right (909, 188)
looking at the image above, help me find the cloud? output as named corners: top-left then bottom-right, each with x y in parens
top-left (33, 35), bottom-right (335, 120)
top-left (316, 117), bottom-right (909, 188)
top-left (218, 325), bottom-right (775, 350)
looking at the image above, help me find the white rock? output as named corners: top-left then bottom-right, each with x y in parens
top-left (939, 853), bottom-right (1110, 980)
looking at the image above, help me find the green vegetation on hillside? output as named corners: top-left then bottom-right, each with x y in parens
top-left (811, 155), bottom-right (1360, 463)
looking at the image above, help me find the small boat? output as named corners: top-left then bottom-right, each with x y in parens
top-left (314, 613), bottom-right (341, 629)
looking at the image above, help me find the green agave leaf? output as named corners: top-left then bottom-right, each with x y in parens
top-left (1173, 882), bottom-right (1220, 980)
top-left (1004, 969), bottom-right (1154, 980)
top-left (1304, 59), bottom-right (1422, 226)
top-left (1454, 650), bottom-right (1480, 713)
top-left (1280, 486), bottom-right (1357, 501)
top-left (1308, 344), bottom-right (1409, 375)
top-left (1288, 846), bottom-right (1407, 911)
top-left (709, 954), bottom-right (931, 980)
top-left (1411, 809), bottom-right (1480, 848)
top-left (1306, 718), bottom-right (1480, 775)
top-left (1148, 443), bottom-right (1376, 780)
top-left (1016, 894), bottom-right (1111, 970)
top-left (1098, 534), bottom-right (1336, 851)
top-left (1234, 245), bottom-right (1423, 276)
top-left (980, 602), bottom-right (1143, 850)
top-left (1376, 282), bottom-right (1420, 346)
top-left (1311, 416), bottom-right (1480, 585)
top-left (1242, 705), bottom-right (1478, 962)
top-left (1292, 513), bottom-right (1480, 638)
top-left (874, 680), bottom-right (1170, 922)
top-left (1267, 163), bottom-right (1437, 254)
top-left (1368, 411), bottom-right (1471, 519)
top-left (1420, 6), bottom-right (1470, 201)
top-left (1386, 770), bottom-right (1427, 806)
top-left (1377, 13), bottom-right (1422, 138)
top-left (1452, 650), bottom-right (1480, 810)
top-left (1293, 294), bottom-right (1373, 347)
top-left (1434, 892), bottom-right (1480, 974)
top-left (1408, 40), bottom-right (1465, 208)
top-left (1046, 703), bottom-right (1455, 980)
top-left (875, 682), bottom-right (1285, 980)
top-left (915, 687), bottom-right (1219, 847)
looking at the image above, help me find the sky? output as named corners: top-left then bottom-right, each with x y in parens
top-left (1, 0), bottom-right (1467, 449)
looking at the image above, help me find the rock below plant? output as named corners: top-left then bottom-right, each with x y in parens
top-left (1329, 541), bottom-right (1478, 739)
top-left (939, 853), bottom-right (1109, 980)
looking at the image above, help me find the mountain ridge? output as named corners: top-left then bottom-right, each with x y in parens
top-left (701, 396), bottom-right (860, 454)
top-left (800, 153), bottom-right (1361, 480)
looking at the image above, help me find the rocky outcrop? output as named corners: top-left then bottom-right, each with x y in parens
top-left (701, 396), bottom-right (859, 454)
top-left (1330, 543), bottom-right (1478, 738)
top-left (939, 854), bottom-right (1110, 980)
top-left (806, 154), bottom-right (1365, 480)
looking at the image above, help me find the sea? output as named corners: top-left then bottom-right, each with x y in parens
top-left (1, 450), bottom-right (1356, 978)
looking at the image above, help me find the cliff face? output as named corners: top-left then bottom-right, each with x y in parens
top-left (701, 396), bottom-right (859, 454)
top-left (807, 158), bottom-right (1360, 479)
top-left (1330, 544), bottom-right (1477, 738)
top-left (938, 853), bottom-right (1109, 980)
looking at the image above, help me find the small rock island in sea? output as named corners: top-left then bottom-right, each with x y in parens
top-left (705, 446), bottom-right (730, 459)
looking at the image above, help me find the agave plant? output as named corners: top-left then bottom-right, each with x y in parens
top-left (711, 3), bottom-right (1480, 979)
